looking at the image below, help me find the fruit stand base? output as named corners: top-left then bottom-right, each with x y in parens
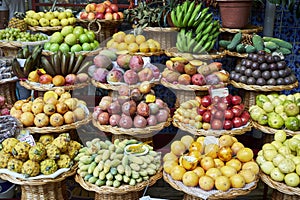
top-left (271, 189), bottom-right (299, 200)
top-left (94, 191), bottom-right (140, 200)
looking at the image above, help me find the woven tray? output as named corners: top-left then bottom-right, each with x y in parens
top-left (161, 79), bottom-right (228, 91)
top-left (28, 26), bottom-right (63, 32)
top-left (172, 119), bottom-right (252, 136)
top-left (25, 113), bottom-right (92, 134)
top-left (75, 168), bottom-right (162, 195)
top-left (230, 80), bottom-right (299, 91)
top-left (252, 121), bottom-right (300, 136)
top-left (165, 47), bottom-right (226, 60)
top-left (91, 79), bottom-right (158, 91)
top-left (0, 34), bottom-right (49, 48)
top-left (225, 50), bottom-right (248, 58)
top-left (219, 25), bottom-right (263, 34)
top-left (42, 47), bottom-right (101, 57)
top-left (259, 171), bottom-right (300, 196)
top-left (20, 80), bottom-right (90, 91)
top-left (0, 115), bottom-right (22, 143)
top-left (163, 171), bottom-right (259, 200)
top-left (92, 117), bottom-right (171, 136)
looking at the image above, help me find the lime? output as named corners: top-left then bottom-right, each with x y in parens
top-left (93, 40), bottom-right (99, 48)
top-left (79, 34), bottom-right (90, 44)
top-left (70, 44), bottom-right (82, 52)
top-left (50, 32), bottom-right (64, 44)
top-left (49, 43), bottom-right (60, 52)
top-left (82, 43), bottom-right (91, 51)
top-left (44, 42), bottom-right (51, 50)
top-left (86, 30), bottom-right (95, 42)
top-left (73, 26), bottom-right (84, 38)
top-left (64, 33), bottom-right (77, 46)
top-left (61, 26), bottom-right (74, 37)
top-left (59, 43), bottom-right (70, 53)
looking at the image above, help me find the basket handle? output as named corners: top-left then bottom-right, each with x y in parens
top-left (88, 19), bottom-right (102, 34)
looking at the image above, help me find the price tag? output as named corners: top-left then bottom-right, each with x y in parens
top-left (19, 135), bottom-right (36, 146)
top-left (210, 87), bottom-right (229, 98)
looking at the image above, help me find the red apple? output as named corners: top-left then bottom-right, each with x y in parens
top-left (231, 95), bottom-right (242, 105)
top-left (202, 111), bottom-right (211, 123)
top-left (211, 107), bottom-right (218, 116)
top-left (221, 95), bottom-right (232, 106)
top-left (86, 3), bottom-right (96, 12)
top-left (191, 73), bottom-right (206, 86)
top-left (80, 11), bottom-right (88, 20)
top-left (96, 3), bottom-right (105, 13)
top-left (240, 111), bottom-right (250, 125)
top-left (104, 12), bottom-right (113, 20)
top-left (201, 96), bottom-right (211, 107)
top-left (206, 105), bottom-right (213, 111)
top-left (95, 12), bottom-right (104, 19)
top-left (118, 12), bottom-right (124, 19)
top-left (87, 12), bottom-right (95, 20)
top-left (110, 4), bottom-right (119, 12)
top-left (232, 117), bottom-right (242, 128)
top-left (212, 96), bottom-right (221, 104)
top-left (224, 109), bottom-right (234, 120)
top-left (197, 106), bottom-right (207, 115)
top-left (233, 104), bottom-right (245, 111)
top-left (105, 7), bottom-right (113, 13)
top-left (231, 107), bottom-right (243, 117)
top-left (103, 0), bottom-right (112, 7)
top-left (214, 110), bottom-right (224, 120)
top-left (112, 13), bottom-right (120, 20)
top-left (223, 120), bottom-right (233, 130)
top-left (211, 119), bottom-right (223, 130)
top-left (217, 102), bottom-right (227, 111)
top-left (39, 74), bottom-right (52, 84)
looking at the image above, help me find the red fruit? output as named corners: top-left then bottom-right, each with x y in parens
top-left (214, 110), bottom-right (224, 120)
top-left (110, 4), bottom-right (118, 12)
top-left (231, 95), bottom-right (242, 105)
top-left (211, 119), bottom-right (223, 130)
top-left (201, 96), bottom-right (211, 107)
top-left (129, 55), bottom-right (144, 72)
top-left (233, 104), bottom-right (245, 111)
top-left (224, 109), bottom-right (234, 120)
top-left (241, 111), bottom-right (250, 120)
top-left (0, 96), bottom-right (5, 107)
top-left (212, 96), bottom-right (221, 104)
top-left (95, 12), bottom-right (104, 19)
top-left (191, 74), bottom-right (206, 86)
top-left (211, 107), bottom-right (218, 116)
top-left (221, 96), bottom-right (232, 106)
top-left (223, 120), bottom-right (233, 130)
top-left (197, 106), bottom-right (207, 115)
top-left (231, 107), bottom-right (243, 117)
top-left (202, 111), bottom-right (212, 123)
top-left (232, 117), bottom-right (242, 128)
top-left (105, 7), bottom-right (113, 13)
top-left (217, 102), bottom-right (228, 111)
top-left (98, 112), bottom-right (110, 125)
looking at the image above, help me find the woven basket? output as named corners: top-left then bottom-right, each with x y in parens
top-left (230, 80), bottom-right (299, 91)
top-left (259, 171), bottom-right (300, 196)
top-left (252, 121), bottom-right (300, 136)
top-left (20, 80), bottom-right (90, 92)
top-left (77, 19), bottom-right (123, 43)
top-left (142, 27), bottom-right (179, 51)
top-left (75, 169), bottom-right (162, 199)
top-left (0, 164), bottom-right (77, 200)
top-left (42, 47), bottom-right (101, 57)
top-left (219, 25), bottom-right (263, 34)
top-left (163, 171), bottom-right (259, 199)
top-left (225, 50), bottom-right (248, 58)
top-left (25, 113), bottom-right (92, 134)
top-left (172, 119), bottom-right (252, 136)
top-left (0, 77), bottom-right (18, 105)
top-left (111, 134), bottom-right (153, 146)
top-left (272, 189), bottom-right (300, 200)
top-left (165, 47), bottom-right (226, 60)
top-left (92, 118), bottom-right (171, 136)
top-left (243, 90), bottom-right (260, 110)
top-left (28, 26), bottom-right (63, 32)
top-left (0, 115), bottom-right (22, 143)
top-left (91, 79), bottom-right (158, 91)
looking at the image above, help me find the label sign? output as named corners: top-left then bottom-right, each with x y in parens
top-left (210, 87), bottom-right (229, 98)
top-left (19, 135), bottom-right (36, 146)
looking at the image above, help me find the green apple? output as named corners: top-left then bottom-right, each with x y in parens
top-left (44, 42), bottom-right (51, 50)
top-left (256, 94), bottom-right (270, 108)
top-left (86, 30), bottom-right (95, 42)
top-left (90, 42), bottom-right (96, 50)
top-left (288, 138), bottom-right (300, 151)
top-left (60, 18), bottom-right (69, 26)
top-left (274, 130), bottom-right (287, 143)
top-left (73, 26), bottom-right (84, 38)
top-left (82, 43), bottom-right (91, 51)
top-left (262, 143), bottom-right (276, 151)
top-left (286, 94), bottom-right (295, 102)
top-left (296, 164), bottom-right (300, 176)
top-left (64, 33), bottom-right (77, 46)
top-left (257, 114), bottom-right (268, 125)
top-left (270, 167), bottom-right (285, 182)
top-left (50, 32), bottom-right (64, 44)
top-left (49, 43), bottom-right (60, 52)
top-left (285, 117), bottom-right (300, 131)
top-left (272, 98), bottom-right (283, 107)
top-left (70, 44), bottom-right (82, 52)
top-left (66, 10), bottom-right (73, 18)
top-left (68, 17), bottom-right (77, 25)
top-left (44, 12), bottom-right (55, 20)
top-left (278, 94), bottom-right (287, 102)
top-left (39, 18), bottom-right (49, 27)
top-left (258, 150), bottom-right (263, 156)
top-left (278, 145), bottom-right (291, 156)
top-left (59, 43), bottom-right (70, 53)
top-left (50, 18), bottom-right (60, 27)
top-left (274, 105), bottom-right (284, 114)
top-left (279, 112), bottom-right (288, 120)
top-left (267, 112), bottom-right (284, 129)
top-left (249, 105), bottom-right (266, 121)
top-left (33, 13), bottom-right (41, 20)
top-left (94, 40), bottom-right (99, 48)
top-left (293, 157), bottom-right (300, 165)
top-left (284, 103), bottom-right (299, 117)
top-left (263, 149), bottom-right (278, 161)
top-left (271, 141), bottom-right (283, 150)
top-left (61, 26), bottom-right (74, 37)
top-left (284, 172), bottom-right (300, 187)
top-left (260, 161), bottom-right (275, 175)
top-left (278, 158), bottom-right (295, 174)
top-left (53, 11), bottom-right (60, 18)
top-left (256, 155), bottom-right (267, 165)
top-left (79, 34), bottom-right (90, 44)
top-left (58, 12), bottom-right (67, 20)
top-left (272, 154), bottom-right (285, 167)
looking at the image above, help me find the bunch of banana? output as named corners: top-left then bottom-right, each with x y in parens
top-left (41, 51), bottom-right (93, 77)
top-left (12, 45), bottom-right (43, 78)
top-left (176, 20), bottom-right (220, 54)
top-left (170, 1), bottom-right (210, 28)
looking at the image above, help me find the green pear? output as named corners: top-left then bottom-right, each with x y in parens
top-left (39, 18), bottom-right (49, 27)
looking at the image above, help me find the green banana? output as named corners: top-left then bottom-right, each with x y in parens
top-left (193, 7), bottom-right (209, 27)
top-left (23, 56), bottom-right (34, 76)
top-left (195, 32), bottom-right (202, 42)
top-left (41, 56), bottom-right (56, 76)
top-left (182, 1), bottom-right (189, 15)
top-left (182, 1), bottom-right (195, 27)
top-left (68, 52), bottom-right (76, 74)
top-left (187, 3), bottom-right (202, 27)
top-left (201, 23), bottom-right (213, 36)
top-left (53, 53), bottom-right (61, 75)
top-left (17, 49), bottom-right (24, 59)
top-left (170, 10), bottom-right (179, 27)
top-left (61, 53), bottom-right (69, 76)
top-left (77, 60), bottom-right (93, 74)
top-left (23, 47), bottom-right (30, 58)
top-left (188, 38), bottom-right (197, 53)
top-left (72, 54), bottom-right (85, 74)
top-left (195, 20), bottom-right (206, 35)
top-left (192, 41), bottom-right (204, 53)
top-left (177, 10), bottom-right (184, 27)
top-left (11, 58), bottom-right (26, 78)
top-left (198, 34), bottom-right (209, 48)
top-left (201, 40), bottom-right (212, 53)
top-left (207, 39), bottom-right (217, 52)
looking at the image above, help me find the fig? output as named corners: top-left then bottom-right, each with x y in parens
top-left (93, 68), bottom-right (108, 83)
top-left (130, 88), bottom-right (143, 102)
top-left (118, 85), bottom-right (130, 96)
top-left (156, 109), bottom-right (169, 123)
top-left (147, 115), bottom-right (158, 126)
top-left (93, 54), bottom-right (112, 69)
top-left (76, 73), bottom-right (89, 83)
top-left (155, 99), bottom-right (166, 108)
top-left (138, 81), bottom-right (152, 94)
top-left (65, 74), bottom-right (77, 85)
top-left (122, 100), bottom-right (137, 116)
top-left (107, 69), bottom-right (123, 83)
top-left (129, 55), bottom-right (144, 72)
top-left (109, 114), bottom-right (121, 126)
top-left (146, 63), bottom-right (160, 79)
top-left (107, 101), bottom-right (121, 114)
top-left (138, 67), bottom-right (154, 82)
top-left (124, 70), bottom-right (139, 85)
top-left (133, 115), bottom-right (147, 128)
top-left (117, 54), bottom-right (132, 70)
top-left (98, 112), bottom-right (110, 125)
top-left (137, 102), bottom-right (150, 117)
top-left (119, 115), bottom-right (133, 129)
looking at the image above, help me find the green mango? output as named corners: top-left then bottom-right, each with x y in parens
top-left (285, 117), bottom-right (300, 131)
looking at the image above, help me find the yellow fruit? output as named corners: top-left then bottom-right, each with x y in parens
top-left (64, 111), bottom-right (75, 124)
top-left (110, 41), bottom-right (119, 49)
top-left (73, 107), bottom-right (86, 121)
top-left (60, 92), bottom-right (71, 99)
top-left (188, 150), bottom-right (202, 161)
top-left (20, 112), bottom-right (34, 127)
top-left (106, 39), bottom-right (114, 48)
top-left (14, 100), bottom-right (26, 110)
top-left (127, 43), bottom-right (139, 53)
top-left (180, 155), bottom-right (198, 170)
top-left (124, 34), bottom-right (135, 44)
top-left (193, 166), bottom-right (205, 177)
top-left (28, 71), bottom-right (40, 82)
top-left (206, 167), bottom-right (222, 180)
top-left (45, 97), bottom-right (59, 105)
top-left (43, 103), bottom-right (56, 115)
top-left (113, 31), bottom-right (126, 43)
top-left (153, 40), bottom-right (161, 50)
top-left (226, 158), bottom-right (242, 171)
top-left (242, 161), bottom-right (260, 175)
top-left (34, 113), bottom-right (50, 127)
top-left (170, 165), bottom-right (186, 181)
top-left (230, 174), bottom-right (245, 188)
top-left (163, 152), bottom-right (178, 162)
top-left (219, 135), bottom-right (234, 147)
top-left (170, 141), bottom-right (186, 156)
top-left (220, 165), bottom-right (237, 178)
top-left (215, 176), bottom-right (231, 191)
top-left (182, 171), bottom-right (199, 187)
top-left (117, 42), bottom-right (128, 51)
top-left (135, 35), bottom-right (146, 45)
top-left (199, 175), bottom-right (215, 191)
top-left (200, 156), bottom-right (215, 171)
top-left (189, 141), bottom-right (203, 152)
top-left (21, 102), bottom-right (32, 112)
top-left (239, 169), bottom-right (256, 183)
top-left (214, 158), bottom-right (225, 168)
top-left (52, 75), bottom-right (65, 86)
top-left (180, 135), bottom-right (194, 149)
top-left (139, 42), bottom-right (150, 53)
top-left (56, 102), bottom-right (69, 115)
top-left (237, 148), bottom-right (254, 163)
top-left (43, 91), bottom-right (58, 102)
top-left (49, 113), bottom-right (64, 126)
top-left (204, 144), bottom-right (219, 159)
top-left (148, 42), bottom-right (157, 52)
top-left (163, 160), bottom-right (178, 174)
top-left (31, 102), bottom-right (44, 115)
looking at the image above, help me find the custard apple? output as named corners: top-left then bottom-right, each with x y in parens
top-left (0, 150), bottom-right (12, 168)
top-left (57, 154), bottom-right (73, 168)
top-left (40, 159), bottom-right (57, 175)
top-left (12, 141), bottom-right (31, 161)
top-left (52, 133), bottom-right (70, 153)
top-left (22, 160), bottom-right (40, 177)
top-left (38, 134), bottom-right (54, 146)
top-left (29, 142), bottom-right (46, 162)
top-left (46, 144), bottom-right (60, 159)
top-left (2, 138), bottom-right (19, 154)
top-left (7, 158), bottom-right (23, 173)
top-left (67, 140), bottom-right (82, 159)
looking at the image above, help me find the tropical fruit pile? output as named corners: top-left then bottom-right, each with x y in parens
top-left (164, 135), bottom-right (259, 191)
top-left (75, 138), bottom-right (161, 187)
top-left (106, 31), bottom-right (161, 54)
top-left (219, 33), bottom-right (293, 55)
top-left (93, 83), bottom-right (170, 129)
top-left (173, 94), bottom-right (250, 130)
top-left (162, 58), bottom-right (229, 86)
top-left (257, 130), bottom-right (300, 187)
top-left (90, 53), bottom-right (160, 85)
top-left (24, 10), bottom-right (76, 27)
top-left (250, 93), bottom-right (300, 131)
top-left (0, 28), bottom-right (47, 42)
top-left (0, 133), bottom-right (81, 177)
top-left (10, 89), bottom-right (88, 127)
top-left (170, 1), bottom-right (220, 53)
top-left (44, 26), bottom-right (99, 53)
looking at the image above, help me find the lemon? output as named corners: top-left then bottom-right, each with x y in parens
top-left (43, 91), bottom-right (58, 102)
top-left (139, 42), bottom-right (149, 53)
top-left (124, 34), bottom-right (136, 44)
top-left (128, 43), bottom-right (139, 53)
top-left (117, 42), bottom-right (128, 51)
top-left (135, 35), bottom-right (146, 45)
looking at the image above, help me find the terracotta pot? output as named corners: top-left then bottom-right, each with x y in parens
top-left (217, 0), bottom-right (253, 29)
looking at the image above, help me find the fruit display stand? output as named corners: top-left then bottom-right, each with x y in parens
top-left (165, 48), bottom-right (226, 60)
top-left (163, 171), bottom-right (259, 200)
top-left (75, 169), bottom-right (162, 200)
top-left (0, 77), bottom-right (18, 105)
top-left (0, 164), bottom-right (77, 200)
top-left (252, 122), bottom-right (300, 136)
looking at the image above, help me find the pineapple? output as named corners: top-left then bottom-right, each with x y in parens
top-left (52, 133), bottom-right (70, 153)
top-left (12, 141), bottom-right (31, 161)
top-left (2, 138), bottom-right (19, 154)
top-left (0, 150), bottom-right (12, 168)
top-left (67, 140), bottom-right (82, 159)
top-left (46, 144), bottom-right (60, 159)
top-left (57, 154), bottom-right (73, 168)
top-left (22, 160), bottom-right (40, 177)
top-left (40, 159), bottom-right (57, 175)
top-left (8, 12), bottom-right (27, 32)
top-left (7, 158), bottom-right (23, 173)
top-left (29, 142), bottom-right (46, 162)
top-left (39, 134), bottom-right (54, 146)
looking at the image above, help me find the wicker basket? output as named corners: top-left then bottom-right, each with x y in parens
top-left (142, 27), bottom-right (179, 51)
top-left (92, 118), bottom-right (171, 136)
top-left (91, 79), bottom-right (158, 91)
top-left (0, 164), bottom-right (77, 200)
top-left (230, 80), bottom-right (299, 91)
top-left (259, 171), bottom-right (300, 196)
top-left (42, 47), bottom-right (101, 57)
top-left (111, 134), bottom-right (154, 146)
top-left (75, 169), bottom-right (162, 200)
top-left (172, 119), bottom-right (252, 136)
top-left (20, 80), bottom-right (90, 92)
top-left (165, 47), bottom-right (226, 60)
top-left (28, 26), bottom-right (63, 32)
top-left (0, 115), bottom-right (22, 143)
top-left (163, 171), bottom-right (259, 199)
top-left (252, 121), bottom-right (300, 136)
top-left (77, 19), bottom-right (123, 43)
top-left (25, 113), bottom-right (92, 134)
top-left (271, 189), bottom-right (299, 200)
top-left (219, 25), bottom-right (263, 34)
top-left (0, 77), bottom-right (18, 105)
